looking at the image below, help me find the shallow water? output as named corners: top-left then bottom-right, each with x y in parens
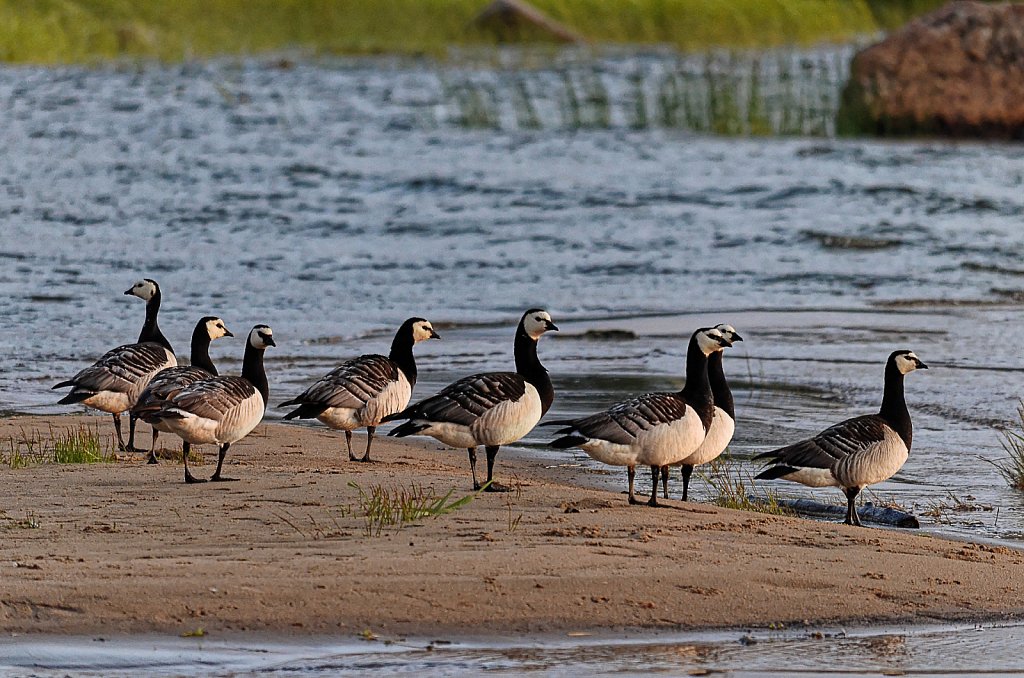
top-left (5, 621), bottom-right (1024, 676)
top-left (2, 55), bottom-right (1024, 547)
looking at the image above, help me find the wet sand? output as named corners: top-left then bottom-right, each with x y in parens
top-left (2, 415), bottom-right (1024, 638)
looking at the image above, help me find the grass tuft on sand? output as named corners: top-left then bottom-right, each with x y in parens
top-left (3, 424), bottom-right (114, 467)
top-left (996, 401), bottom-right (1024, 491)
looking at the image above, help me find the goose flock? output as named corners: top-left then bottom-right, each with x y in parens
top-left (52, 279), bottom-right (927, 527)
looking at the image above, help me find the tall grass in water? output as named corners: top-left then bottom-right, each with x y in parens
top-left (0, 0), bottom-right (947, 64)
top-left (444, 46), bottom-right (852, 136)
top-left (996, 402), bottom-right (1024, 491)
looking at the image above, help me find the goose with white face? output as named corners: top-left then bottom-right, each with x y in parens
top-left (523, 311), bottom-right (558, 339)
top-left (894, 351), bottom-right (927, 374)
top-left (124, 279), bottom-right (158, 301)
top-left (205, 318), bottom-right (233, 341)
top-left (412, 320), bottom-right (440, 343)
top-left (696, 327), bottom-right (733, 355)
top-left (250, 325), bottom-right (276, 349)
top-left (280, 316), bottom-right (440, 463)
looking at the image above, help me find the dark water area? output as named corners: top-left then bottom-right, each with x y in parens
top-left (5, 621), bottom-right (1024, 676)
top-left (3, 53), bottom-right (1024, 549)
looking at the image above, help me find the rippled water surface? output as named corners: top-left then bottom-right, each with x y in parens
top-left (5, 622), bottom-right (1024, 676)
top-left (3, 55), bottom-right (1024, 545)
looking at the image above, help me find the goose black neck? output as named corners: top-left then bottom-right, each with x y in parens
top-left (515, 326), bottom-right (554, 415)
top-left (879, 360), bottom-right (912, 449)
top-left (242, 342), bottom-right (269, 407)
top-left (189, 325), bottom-right (217, 376)
top-left (389, 326), bottom-right (417, 387)
top-left (138, 289), bottom-right (173, 353)
top-left (680, 335), bottom-right (714, 431)
top-left (707, 351), bottom-right (734, 419)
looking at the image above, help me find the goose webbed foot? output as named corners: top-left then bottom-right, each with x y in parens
top-left (843, 486), bottom-right (863, 526)
top-left (147, 451), bottom-right (159, 465)
top-left (345, 431), bottom-right (359, 462)
top-left (484, 482), bottom-right (510, 493)
top-left (210, 475), bottom-right (239, 483)
top-left (628, 495), bottom-right (642, 505)
top-left (360, 426), bottom-right (375, 463)
top-left (184, 470), bottom-right (206, 484)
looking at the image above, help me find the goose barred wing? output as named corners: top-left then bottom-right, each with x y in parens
top-left (754, 414), bottom-right (889, 469)
top-left (165, 376), bottom-right (257, 420)
top-left (294, 355), bottom-right (398, 409)
top-left (396, 372), bottom-right (526, 426)
top-left (66, 343), bottom-right (173, 393)
top-left (564, 392), bottom-right (690, 445)
top-left (141, 366), bottom-right (211, 403)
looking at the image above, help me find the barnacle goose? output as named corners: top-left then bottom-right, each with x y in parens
top-left (142, 325), bottom-right (275, 484)
top-left (549, 327), bottom-right (733, 507)
top-left (384, 309), bottom-right (557, 492)
top-left (131, 316), bottom-right (233, 464)
top-left (662, 324), bottom-right (743, 501)
top-left (753, 350), bottom-right (927, 526)
top-left (53, 279), bottom-right (176, 452)
top-left (279, 318), bottom-right (439, 462)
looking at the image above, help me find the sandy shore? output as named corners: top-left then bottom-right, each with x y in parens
top-left (2, 414), bottom-right (1024, 639)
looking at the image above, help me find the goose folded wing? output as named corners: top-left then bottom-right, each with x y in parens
top-left (297, 355), bottom-right (398, 409)
top-left (402, 372), bottom-right (526, 426)
top-left (142, 366), bottom-right (210, 402)
top-left (755, 414), bottom-right (889, 469)
top-left (71, 343), bottom-right (171, 392)
top-left (167, 377), bottom-right (256, 420)
top-left (568, 392), bottom-right (690, 445)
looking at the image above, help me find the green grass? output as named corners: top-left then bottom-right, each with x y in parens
top-left (0, 0), bottom-right (950, 64)
top-left (995, 401), bottom-right (1024, 491)
top-left (2, 424), bottom-right (115, 467)
top-left (700, 456), bottom-right (791, 515)
top-left (349, 480), bottom-right (480, 537)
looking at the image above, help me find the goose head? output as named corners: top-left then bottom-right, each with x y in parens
top-left (522, 309), bottom-right (558, 340)
top-left (695, 326), bottom-right (734, 355)
top-left (124, 278), bottom-right (159, 302)
top-left (201, 316), bottom-right (233, 341)
top-left (248, 325), bottom-right (276, 350)
top-left (713, 323), bottom-right (743, 348)
top-left (406, 317), bottom-right (440, 342)
top-left (892, 350), bottom-right (927, 374)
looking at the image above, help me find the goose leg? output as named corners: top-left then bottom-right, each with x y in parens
top-left (359, 426), bottom-right (375, 463)
top-left (183, 442), bottom-right (205, 484)
top-left (126, 414), bottom-right (142, 453)
top-left (147, 429), bottom-right (159, 465)
top-left (210, 443), bottom-right (237, 482)
top-left (844, 486), bottom-right (862, 526)
top-left (468, 447), bottom-right (480, 490)
top-left (646, 465), bottom-right (661, 507)
top-left (484, 445), bottom-right (509, 492)
top-left (345, 431), bottom-right (358, 461)
top-left (627, 465), bottom-right (640, 505)
top-left (681, 464), bottom-right (694, 502)
top-left (112, 413), bottom-right (127, 452)
top-left (661, 466), bottom-right (670, 499)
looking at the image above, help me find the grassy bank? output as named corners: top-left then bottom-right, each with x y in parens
top-left (0, 0), bottom-right (946, 64)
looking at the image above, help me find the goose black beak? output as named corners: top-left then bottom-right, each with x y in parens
top-left (264, 337), bottom-right (277, 347)
top-left (545, 321), bottom-right (559, 332)
top-left (430, 330), bottom-right (441, 340)
top-left (718, 337), bottom-right (733, 348)
top-left (917, 359), bottom-right (928, 369)
top-left (732, 332), bottom-right (744, 342)
top-left (123, 288), bottom-right (133, 296)
top-left (224, 329), bottom-right (235, 338)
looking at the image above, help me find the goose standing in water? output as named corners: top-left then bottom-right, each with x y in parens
top-left (753, 350), bottom-right (927, 526)
top-left (132, 316), bottom-right (233, 464)
top-left (142, 325), bottom-right (275, 484)
top-left (279, 317), bottom-right (440, 462)
top-left (53, 279), bottom-right (176, 452)
top-left (549, 327), bottom-right (734, 507)
top-left (662, 324), bottom-right (743, 501)
top-left (385, 310), bottom-right (557, 492)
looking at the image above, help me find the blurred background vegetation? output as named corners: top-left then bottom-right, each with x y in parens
top-left (0, 0), bottom-right (949, 63)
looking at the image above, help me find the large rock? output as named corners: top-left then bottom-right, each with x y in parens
top-left (838, 1), bottom-right (1024, 138)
